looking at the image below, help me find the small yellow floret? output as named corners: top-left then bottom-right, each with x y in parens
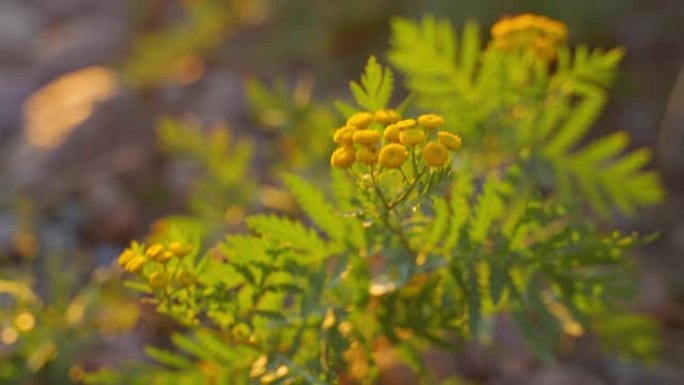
top-left (374, 109), bottom-right (401, 124)
top-left (333, 126), bottom-right (355, 145)
top-left (417, 114), bottom-right (444, 130)
top-left (145, 244), bottom-right (164, 260)
top-left (124, 256), bottom-right (146, 273)
top-left (149, 271), bottom-right (171, 289)
top-left (330, 146), bottom-right (356, 168)
top-left (422, 141), bottom-right (449, 167)
top-left (383, 124), bottom-right (400, 143)
top-left (437, 131), bottom-right (462, 151)
top-left (395, 119), bottom-right (416, 131)
top-left (352, 130), bottom-right (381, 145)
top-left (157, 251), bottom-right (174, 264)
top-left (356, 146), bottom-right (379, 165)
top-left (379, 144), bottom-right (408, 169)
top-left (117, 249), bottom-right (136, 267)
top-left (347, 112), bottom-right (374, 129)
top-left (169, 241), bottom-right (191, 258)
top-left (399, 129), bottom-right (425, 146)
top-left (490, 13), bottom-right (568, 60)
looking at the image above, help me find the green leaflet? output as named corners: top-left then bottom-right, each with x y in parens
top-left (349, 55), bottom-right (394, 111)
top-left (246, 214), bottom-right (328, 259)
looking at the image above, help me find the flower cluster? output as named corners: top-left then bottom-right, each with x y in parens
top-left (330, 110), bottom-right (461, 170)
top-left (117, 241), bottom-right (196, 290)
top-left (490, 13), bottom-right (567, 60)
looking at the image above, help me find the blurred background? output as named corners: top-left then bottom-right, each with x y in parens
top-left (0, 0), bottom-right (683, 384)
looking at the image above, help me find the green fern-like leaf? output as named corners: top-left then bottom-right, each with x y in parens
top-left (425, 196), bottom-right (450, 251)
top-left (145, 346), bottom-right (194, 369)
top-left (282, 174), bottom-right (343, 239)
top-left (349, 55), bottom-right (394, 111)
top-left (283, 173), bottom-right (366, 249)
top-left (246, 215), bottom-right (328, 259)
top-left (469, 178), bottom-right (504, 243)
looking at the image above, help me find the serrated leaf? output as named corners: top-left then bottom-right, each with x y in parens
top-left (425, 196), bottom-right (449, 250)
top-left (145, 346), bottom-right (194, 369)
top-left (246, 215), bottom-right (328, 259)
top-left (348, 56), bottom-right (394, 111)
top-left (469, 178), bottom-right (503, 243)
top-left (467, 263), bottom-right (482, 338)
top-left (282, 173), bottom-right (343, 241)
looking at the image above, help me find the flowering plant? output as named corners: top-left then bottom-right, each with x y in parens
top-left (91, 14), bottom-right (663, 385)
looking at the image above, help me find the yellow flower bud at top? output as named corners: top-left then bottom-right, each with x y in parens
top-left (330, 146), bottom-right (356, 168)
top-left (374, 109), bottom-right (401, 125)
top-left (169, 241), bottom-right (191, 258)
top-left (356, 145), bottom-right (379, 165)
top-left (422, 141), bottom-right (448, 168)
top-left (157, 251), bottom-right (174, 264)
top-left (383, 124), bottom-right (400, 143)
top-left (437, 131), bottom-right (462, 151)
top-left (177, 270), bottom-right (197, 287)
top-left (347, 112), bottom-right (374, 129)
top-left (399, 129), bottom-right (425, 147)
top-left (379, 143), bottom-right (408, 169)
top-left (124, 256), bottom-right (146, 274)
top-left (352, 130), bottom-right (381, 145)
top-left (117, 249), bottom-right (136, 268)
top-left (395, 119), bottom-right (416, 131)
top-left (145, 244), bottom-right (164, 261)
top-left (333, 126), bottom-right (355, 145)
top-left (490, 14), bottom-right (567, 60)
top-left (149, 271), bottom-right (171, 290)
top-left (417, 114), bottom-right (444, 130)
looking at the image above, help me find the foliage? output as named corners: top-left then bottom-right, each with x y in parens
top-left (156, 117), bottom-right (256, 233)
top-left (0, 256), bottom-right (138, 384)
top-left (387, 16), bottom-right (663, 217)
top-left (92, 13), bottom-right (663, 385)
top-left (123, 0), bottom-right (265, 87)
top-left (245, 76), bottom-right (337, 171)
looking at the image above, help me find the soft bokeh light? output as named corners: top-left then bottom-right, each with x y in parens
top-left (23, 66), bottom-right (117, 149)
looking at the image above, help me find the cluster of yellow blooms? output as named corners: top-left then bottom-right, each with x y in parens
top-left (330, 110), bottom-right (461, 170)
top-left (490, 13), bottom-right (568, 60)
top-left (117, 241), bottom-right (196, 290)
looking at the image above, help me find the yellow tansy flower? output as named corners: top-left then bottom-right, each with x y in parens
top-left (490, 13), bottom-right (568, 60)
top-left (395, 119), bottom-right (416, 131)
top-left (437, 131), bottom-right (462, 151)
top-left (117, 249), bottom-right (136, 268)
top-left (145, 244), bottom-right (164, 261)
top-left (379, 144), bottom-right (408, 169)
top-left (374, 109), bottom-right (401, 124)
top-left (399, 129), bottom-right (425, 147)
top-left (330, 146), bottom-right (356, 168)
top-left (383, 124), bottom-right (400, 143)
top-left (356, 145), bottom-right (379, 165)
top-left (169, 241), bottom-right (191, 258)
top-left (422, 141), bottom-right (448, 168)
top-left (333, 126), bottom-right (355, 145)
top-left (417, 114), bottom-right (444, 130)
top-left (352, 130), bottom-right (381, 145)
top-left (157, 251), bottom-right (174, 264)
top-left (124, 256), bottom-right (146, 273)
top-left (347, 112), bottom-right (374, 129)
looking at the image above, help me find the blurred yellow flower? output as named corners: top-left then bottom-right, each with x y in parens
top-left (422, 141), bottom-right (448, 167)
top-left (379, 144), bottom-right (408, 169)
